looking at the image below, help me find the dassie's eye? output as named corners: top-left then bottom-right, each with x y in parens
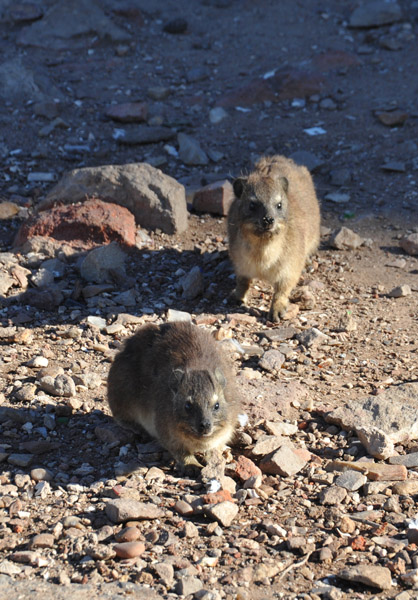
top-left (185, 401), bottom-right (192, 412)
top-left (276, 202), bottom-right (282, 210)
top-left (213, 402), bottom-right (220, 411)
top-left (249, 201), bottom-right (257, 211)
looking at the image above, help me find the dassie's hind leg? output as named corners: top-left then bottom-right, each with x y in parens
top-left (233, 275), bottom-right (251, 305)
top-left (269, 275), bottom-right (299, 322)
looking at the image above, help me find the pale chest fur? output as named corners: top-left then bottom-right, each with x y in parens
top-left (231, 230), bottom-right (287, 283)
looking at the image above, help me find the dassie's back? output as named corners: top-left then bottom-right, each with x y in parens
top-left (108, 322), bottom-right (236, 420)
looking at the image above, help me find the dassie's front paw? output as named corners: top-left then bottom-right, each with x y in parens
top-left (268, 303), bottom-right (287, 323)
top-left (174, 454), bottom-right (203, 478)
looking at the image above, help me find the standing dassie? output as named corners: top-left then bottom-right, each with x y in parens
top-left (107, 321), bottom-right (240, 470)
top-left (228, 155), bottom-right (320, 321)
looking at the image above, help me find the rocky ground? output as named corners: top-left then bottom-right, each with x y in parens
top-left (0, 0), bottom-right (418, 599)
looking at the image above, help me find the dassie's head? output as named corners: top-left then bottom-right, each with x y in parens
top-left (233, 174), bottom-right (289, 237)
top-left (170, 367), bottom-right (230, 440)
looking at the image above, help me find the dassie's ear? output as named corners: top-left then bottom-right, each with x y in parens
top-left (279, 176), bottom-right (289, 193)
top-left (170, 368), bottom-right (184, 390)
top-left (214, 367), bottom-right (226, 388)
top-left (233, 177), bottom-right (246, 199)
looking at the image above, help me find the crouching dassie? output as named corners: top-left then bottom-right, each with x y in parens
top-left (107, 321), bottom-right (240, 471)
top-left (228, 155), bottom-right (320, 321)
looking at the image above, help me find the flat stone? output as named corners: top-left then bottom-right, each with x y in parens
top-left (376, 110), bottom-right (408, 127)
top-left (80, 243), bottom-right (126, 284)
top-left (193, 180), bottom-right (234, 216)
top-left (15, 199), bottom-right (136, 250)
top-left (38, 374), bottom-right (76, 397)
top-left (114, 527), bottom-right (142, 543)
top-left (40, 163), bottom-right (188, 235)
top-left (31, 268), bottom-right (54, 288)
top-left (393, 481), bottom-right (418, 495)
top-left (105, 102), bottom-right (147, 123)
top-left (295, 327), bottom-right (329, 349)
top-left (337, 564), bottom-right (392, 591)
top-left (381, 161), bottom-right (406, 173)
top-left (113, 541), bottom-right (145, 559)
top-left (235, 455), bottom-right (262, 482)
top-left (8, 454), bottom-right (33, 467)
top-left (17, 0), bottom-right (130, 49)
top-left (289, 150), bottom-right (324, 172)
top-left (356, 425), bottom-right (394, 460)
top-left (400, 233), bottom-right (418, 256)
top-left (204, 501), bottom-right (239, 527)
top-left (389, 452), bottom-right (418, 468)
top-left (386, 258), bottom-right (407, 269)
top-left (174, 500), bottom-right (194, 516)
top-left (163, 18), bottom-right (188, 34)
top-left (105, 499), bottom-right (164, 523)
top-left (330, 226), bottom-right (364, 249)
top-left (0, 202), bottom-right (19, 219)
top-left (261, 327), bottom-right (298, 342)
top-left (175, 576), bottom-right (203, 596)
top-left (291, 286), bottom-right (316, 310)
top-left (21, 441), bottom-right (58, 454)
top-left (30, 468), bottom-right (53, 481)
top-left (178, 132), bottom-right (208, 166)
top-left (325, 192), bottom-right (350, 204)
top-left (153, 562), bottom-right (174, 587)
top-left (10, 551), bottom-right (43, 567)
top-left (14, 383), bottom-right (37, 402)
top-left (265, 421), bottom-right (298, 436)
top-left (327, 460), bottom-right (407, 482)
top-left (0, 560), bottom-right (22, 575)
top-left (260, 444), bottom-right (307, 477)
top-left (202, 489), bottom-right (234, 505)
top-left (388, 284), bottom-right (411, 298)
top-left (209, 107), bottom-right (228, 124)
top-left (28, 533), bottom-right (55, 549)
top-left (259, 349), bottom-right (285, 373)
top-left (166, 309), bottom-right (192, 323)
top-left (319, 486), bottom-right (347, 505)
top-left (349, 1), bottom-right (402, 28)
top-left (335, 470), bottom-right (367, 491)
top-left (251, 435), bottom-right (283, 457)
top-left (116, 125), bottom-right (176, 145)
top-left (326, 383), bottom-right (418, 456)
top-left (180, 266), bottom-right (204, 299)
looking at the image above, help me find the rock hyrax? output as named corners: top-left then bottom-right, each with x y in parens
top-left (107, 321), bottom-right (240, 470)
top-left (228, 155), bottom-right (320, 321)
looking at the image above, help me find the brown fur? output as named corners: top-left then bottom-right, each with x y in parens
top-left (107, 321), bottom-right (240, 469)
top-left (228, 155), bottom-right (320, 321)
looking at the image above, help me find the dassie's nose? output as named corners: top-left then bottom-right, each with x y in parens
top-left (262, 215), bottom-right (274, 228)
top-left (199, 420), bottom-right (211, 434)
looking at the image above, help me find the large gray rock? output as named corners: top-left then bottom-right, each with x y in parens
top-left (349, 1), bottom-right (402, 28)
top-left (41, 163), bottom-right (188, 234)
top-left (326, 383), bottom-right (418, 459)
top-left (18, 0), bottom-right (130, 49)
